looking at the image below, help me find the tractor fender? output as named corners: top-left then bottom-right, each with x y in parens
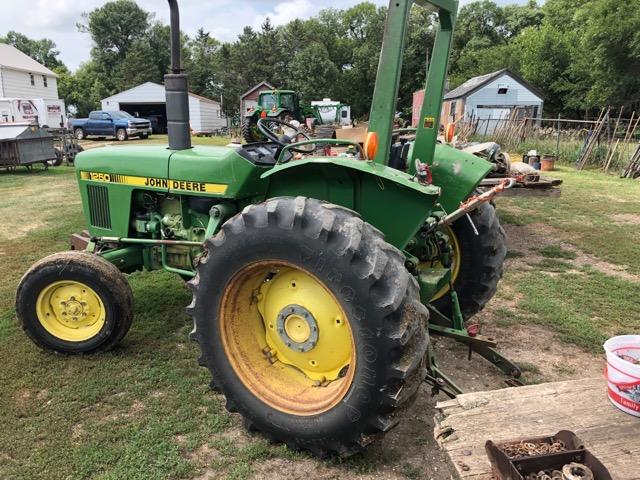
top-left (417, 144), bottom-right (493, 213)
top-left (260, 157), bottom-right (441, 249)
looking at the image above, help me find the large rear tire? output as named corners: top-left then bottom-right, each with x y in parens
top-left (431, 202), bottom-right (506, 320)
top-left (16, 251), bottom-right (133, 354)
top-left (241, 118), bottom-right (262, 143)
top-left (188, 197), bottom-right (428, 457)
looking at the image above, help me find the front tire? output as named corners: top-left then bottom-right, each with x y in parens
top-left (16, 251), bottom-right (133, 354)
top-left (188, 197), bottom-right (428, 457)
top-left (116, 128), bottom-right (128, 141)
top-left (74, 128), bottom-right (85, 140)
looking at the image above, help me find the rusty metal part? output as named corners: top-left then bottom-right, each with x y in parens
top-left (440, 178), bottom-right (515, 226)
top-left (500, 439), bottom-right (567, 459)
top-left (70, 232), bottom-right (90, 251)
top-left (525, 470), bottom-right (563, 480)
top-left (618, 353), bottom-right (640, 365)
top-left (562, 463), bottom-right (594, 480)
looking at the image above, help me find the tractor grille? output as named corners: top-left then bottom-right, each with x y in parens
top-left (87, 185), bottom-right (112, 229)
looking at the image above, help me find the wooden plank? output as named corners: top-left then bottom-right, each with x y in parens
top-left (434, 378), bottom-right (640, 479)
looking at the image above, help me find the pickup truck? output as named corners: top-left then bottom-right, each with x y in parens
top-left (71, 111), bottom-right (152, 141)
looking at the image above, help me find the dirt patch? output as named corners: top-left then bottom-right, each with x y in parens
top-left (613, 213), bottom-right (640, 225)
top-left (503, 223), bottom-right (640, 282)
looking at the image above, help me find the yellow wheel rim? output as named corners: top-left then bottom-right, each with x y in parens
top-left (430, 225), bottom-right (461, 302)
top-left (219, 261), bottom-right (355, 416)
top-left (36, 281), bottom-right (106, 342)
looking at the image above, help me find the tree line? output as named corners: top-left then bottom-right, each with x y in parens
top-left (2, 0), bottom-right (639, 120)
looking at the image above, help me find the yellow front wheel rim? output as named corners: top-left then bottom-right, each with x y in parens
top-left (36, 281), bottom-right (106, 342)
top-left (430, 225), bottom-right (462, 301)
top-left (220, 261), bottom-right (355, 416)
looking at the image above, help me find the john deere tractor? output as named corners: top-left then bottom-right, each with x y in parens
top-left (16, 0), bottom-right (518, 456)
top-left (242, 89), bottom-right (303, 143)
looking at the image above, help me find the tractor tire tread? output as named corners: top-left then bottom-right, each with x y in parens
top-left (15, 251), bottom-right (133, 354)
top-left (187, 197), bottom-right (428, 457)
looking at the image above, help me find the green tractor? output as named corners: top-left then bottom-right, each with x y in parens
top-left (16, 0), bottom-right (518, 457)
top-left (242, 89), bottom-right (303, 143)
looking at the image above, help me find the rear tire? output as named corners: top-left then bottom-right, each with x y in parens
top-left (16, 251), bottom-right (133, 354)
top-left (188, 197), bottom-right (428, 457)
top-left (241, 118), bottom-right (263, 143)
top-left (432, 202), bottom-right (506, 320)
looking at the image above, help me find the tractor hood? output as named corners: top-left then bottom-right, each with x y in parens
top-left (75, 145), bottom-right (268, 199)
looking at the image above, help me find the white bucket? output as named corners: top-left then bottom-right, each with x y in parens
top-left (604, 335), bottom-right (640, 417)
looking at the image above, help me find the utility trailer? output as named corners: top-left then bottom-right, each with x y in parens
top-left (0, 123), bottom-right (57, 170)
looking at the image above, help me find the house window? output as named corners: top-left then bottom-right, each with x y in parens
top-left (43, 76), bottom-right (48, 87)
top-left (29, 74), bottom-right (35, 86)
top-left (450, 101), bottom-right (457, 122)
top-left (497, 84), bottom-right (509, 95)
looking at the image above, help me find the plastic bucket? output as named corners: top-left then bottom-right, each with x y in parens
top-left (604, 335), bottom-right (640, 417)
top-left (541, 154), bottom-right (556, 171)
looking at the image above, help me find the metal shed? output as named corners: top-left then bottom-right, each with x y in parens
top-left (0, 123), bottom-right (56, 169)
top-left (101, 82), bottom-right (226, 135)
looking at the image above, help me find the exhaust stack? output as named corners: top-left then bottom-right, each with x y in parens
top-left (165, 0), bottom-right (191, 150)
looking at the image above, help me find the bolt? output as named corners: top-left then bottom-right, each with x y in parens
top-left (286, 342), bottom-right (291, 348)
top-left (278, 328), bottom-right (284, 334)
top-left (299, 347), bottom-right (304, 352)
top-left (60, 301), bottom-right (67, 306)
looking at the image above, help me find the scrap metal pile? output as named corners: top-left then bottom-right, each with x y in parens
top-left (460, 142), bottom-right (563, 190)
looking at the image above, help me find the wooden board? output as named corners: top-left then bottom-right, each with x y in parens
top-left (433, 378), bottom-right (640, 479)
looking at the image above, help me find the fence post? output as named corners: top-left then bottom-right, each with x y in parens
top-left (484, 115), bottom-right (491, 136)
top-left (556, 114), bottom-right (561, 159)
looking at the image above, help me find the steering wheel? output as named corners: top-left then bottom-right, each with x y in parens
top-left (256, 118), bottom-right (315, 154)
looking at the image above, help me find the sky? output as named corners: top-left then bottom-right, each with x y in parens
top-left (0, 0), bottom-right (525, 71)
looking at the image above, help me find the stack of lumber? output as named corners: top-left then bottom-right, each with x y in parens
top-left (576, 108), bottom-right (610, 170)
top-left (622, 144), bottom-right (640, 178)
top-left (434, 378), bottom-right (639, 479)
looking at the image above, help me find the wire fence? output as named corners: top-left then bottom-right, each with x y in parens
top-left (457, 110), bottom-right (640, 174)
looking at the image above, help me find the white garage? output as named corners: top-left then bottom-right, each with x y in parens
top-left (101, 82), bottom-right (225, 135)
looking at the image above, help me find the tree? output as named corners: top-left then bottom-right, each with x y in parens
top-left (288, 43), bottom-right (340, 100)
top-left (78, 0), bottom-right (151, 92)
top-left (0, 31), bottom-right (66, 71)
top-left (188, 29), bottom-right (221, 98)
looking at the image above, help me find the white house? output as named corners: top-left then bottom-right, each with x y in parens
top-left (101, 82), bottom-right (225, 134)
top-left (0, 44), bottom-right (59, 100)
top-left (441, 69), bottom-right (544, 134)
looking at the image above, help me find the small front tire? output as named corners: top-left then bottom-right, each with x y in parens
top-left (16, 251), bottom-right (134, 354)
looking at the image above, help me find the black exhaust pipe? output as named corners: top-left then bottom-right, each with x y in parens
top-left (165, 0), bottom-right (191, 150)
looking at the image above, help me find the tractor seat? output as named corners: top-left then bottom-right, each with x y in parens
top-left (389, 142), bottom-right (411, 172)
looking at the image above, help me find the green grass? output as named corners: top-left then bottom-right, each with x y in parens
top-left (80, 134), bottom-right (232, 148)
top-left (536, 245), bottom-right (578, 260)
top-left (495, 166), bottom-right (640, 274)
top-left (0, 158), bottom-right (639, 478)
top-left (516, 268), bottom-right (640, 352)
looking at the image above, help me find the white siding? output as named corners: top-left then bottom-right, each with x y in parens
top-left (196, 100), bottom-right (225, 132)
top-left (101, 82), bottom-right (225, 133)
top-left (0, 68), bottom-right (58, 100)
top-left (102, 82), bottom-right (166, 109)
top-left (189, 96), bottom-right (201, 132)
top-left (465, 73), bottom-right (543, 121)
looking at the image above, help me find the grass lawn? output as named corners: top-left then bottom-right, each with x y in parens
top-left (0, 162), bottom-right (638, 478)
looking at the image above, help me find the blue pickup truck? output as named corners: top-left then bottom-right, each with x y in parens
top-left (71, 111), bottom-right (152, 141)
